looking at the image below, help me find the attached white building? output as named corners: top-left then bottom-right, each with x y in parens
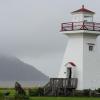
top-left (58, 5), bottom-right (100, 90)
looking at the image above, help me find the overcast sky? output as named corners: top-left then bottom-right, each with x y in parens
top-left (0, 0), bottom-right (100, 77)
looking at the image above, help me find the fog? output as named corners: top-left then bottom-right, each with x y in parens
top-left (0, 0), bottom-right (100, 77)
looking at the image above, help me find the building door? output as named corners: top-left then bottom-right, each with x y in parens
top-left (67, 67), bottom-right (72, 79)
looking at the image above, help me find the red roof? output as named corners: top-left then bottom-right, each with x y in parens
top-left (65, 62), bottom-right (76, 67)
top-left (71, 5), bottom-right (95, 14)
top-left (68, 62), bottom-right (76, 67)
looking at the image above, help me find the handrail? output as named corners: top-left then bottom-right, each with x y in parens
top-left (61, 21), bottom-right (100, 31)
top-left (43, 81), bottom-right (51, 95)
top-left (43, 78), bottom-right (78, 96)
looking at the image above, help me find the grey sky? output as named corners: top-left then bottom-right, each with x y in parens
top-left (0, 0), bottom-right (100, 77)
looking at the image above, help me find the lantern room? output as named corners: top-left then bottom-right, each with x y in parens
top-left (71, 5), bottom-right (95, 22)
top-left (61, 5), bottom-right (100, 32)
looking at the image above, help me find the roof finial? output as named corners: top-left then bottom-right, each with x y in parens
top-left (82, 5), bottom-right (84, 9)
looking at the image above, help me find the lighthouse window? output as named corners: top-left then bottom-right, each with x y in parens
top-left (88, 43), bottom-right (95, 51)
top-left (84, 16), bottom-right (92, 22)
top-left (89, 45), bottom-right (93, 51)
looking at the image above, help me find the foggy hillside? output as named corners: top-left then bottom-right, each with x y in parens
top-left (0, 55), bottom-right (49, 82)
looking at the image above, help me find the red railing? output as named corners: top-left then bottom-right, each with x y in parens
top-left (61, 22), bottom-right (100, 31)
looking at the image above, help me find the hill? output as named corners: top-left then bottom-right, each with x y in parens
top-left (0, 55), bottom-right (49, 87)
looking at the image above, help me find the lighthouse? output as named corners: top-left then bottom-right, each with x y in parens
top-left (58, 5), bottom-right (100, 90)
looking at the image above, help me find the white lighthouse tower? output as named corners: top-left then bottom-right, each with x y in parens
top-left (58, 5), bottom-right (100, 90)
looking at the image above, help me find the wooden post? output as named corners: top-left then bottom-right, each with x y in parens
top-left (93, 22), bottom-right (95, 31)
top-left (83, 21), bottom-right (85, 30)
top-left (72, 22), bottom-right (73, 30)
top-left (61, 23), bottom-right (63, 31)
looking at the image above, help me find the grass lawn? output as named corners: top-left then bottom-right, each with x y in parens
top-left (30, 97), bottom-right (100, 100)
top-left (0, 88), bottom-right (100, 100)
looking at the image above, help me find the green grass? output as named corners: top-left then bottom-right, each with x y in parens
top-left (30, 97), bottom-right (100, 100)
top-left (0, 97), bottom-right (99, 100)
top-left (0, 88), bottom-right (15, 96)
top-left (0, 88), bottom-right (100, 100)
top-left (0, 88), bottom-right (29, 96)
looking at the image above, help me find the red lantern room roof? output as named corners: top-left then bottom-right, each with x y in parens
top-left (71, 5), bottom-right (95, 14)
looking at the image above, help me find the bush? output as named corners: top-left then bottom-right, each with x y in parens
top-left (14, 90), bottom-right (29, 100)
top-left (28, 87), bottom-right (44, 96)
top-left (38, 87), bottom-right (44, 96)
top-left (83, 89), bottom-right (91, 96)
top-left (73, 90), bottom-right (83, 97)
top-left (0, 92), bottom-right (4, 97)
top-left (73, 89), bottom-right (92, 97)
top-left (28, 88), bottom-right (39, 96)
top-left (96, 88), bottom-right (100, 93)
top-left (15, 95), bottom-right (29, 100)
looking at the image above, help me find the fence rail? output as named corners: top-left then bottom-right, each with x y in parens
top-left (43, 78), bottom-right (78, 96)
top-left (61, 22), bottom-right (100, 31)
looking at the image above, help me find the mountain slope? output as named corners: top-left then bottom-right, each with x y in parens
top-left (0, 55), bottom-right (49, 82)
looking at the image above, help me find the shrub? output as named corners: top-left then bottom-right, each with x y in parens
top-left (38, 87), bottom-right (44, 96)
top-left (73, 89), bottom-right (92, 97)
top-left (0, 92), bottom-right (4, 97)
top-left (73, 90), bottom-right (83, 97)
top-left (96, 88), bottom-right (100, 93)
top-left (83, 89), bottom-right (91, 96)
top-left (15, 95), bottom-right (29, 100)
top-left (28, 87), bottom-right (44, 96)
top-left (28, 88), bottom-right (39, 96)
